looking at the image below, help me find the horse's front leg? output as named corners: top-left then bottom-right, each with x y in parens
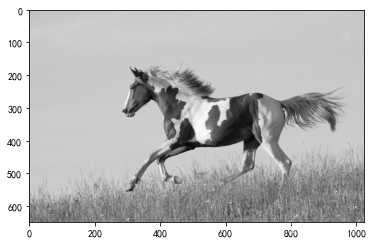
top-left (158, 146), bottom-right (195, 184)
top-left (126, 139), bottom-right (176, 192)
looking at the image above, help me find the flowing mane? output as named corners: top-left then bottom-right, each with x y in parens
top-left (146, 66), bottom-right (215, 97)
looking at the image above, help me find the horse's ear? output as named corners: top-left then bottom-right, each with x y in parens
top-left (130, 67), bottom-right (139, 77)
top-left (130, 67), bottom-right (148, 83)
top-left (130, 67), bottom-right (142, 77)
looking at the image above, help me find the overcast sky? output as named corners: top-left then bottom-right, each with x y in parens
top-left (30, 11), bottom-right (363, 190)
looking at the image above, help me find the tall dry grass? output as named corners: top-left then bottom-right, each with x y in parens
top-left (31, 146), bottom-right (364, 222)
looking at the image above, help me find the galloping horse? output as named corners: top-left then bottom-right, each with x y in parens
top-left (122, 66), bottom-right (344, 191)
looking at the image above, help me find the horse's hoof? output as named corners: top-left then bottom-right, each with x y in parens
top-left (126, 179), bottom-right (137, 192)
top-left (126, 184), bottom-right (135, 192)
top-left (126, 187), bottom-right (134, 192)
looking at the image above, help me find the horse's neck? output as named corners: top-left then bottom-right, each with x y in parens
top-left (154, 90), bottom-right (194, 118)
top-left (148, 77), bottom-right (200, 117)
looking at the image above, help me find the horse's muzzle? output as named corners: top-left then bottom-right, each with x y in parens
top-left (122, 108), bottom-right (135, 117)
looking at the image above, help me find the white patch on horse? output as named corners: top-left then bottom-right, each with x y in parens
top-left (216, 98), bottom-right (230, 126)
top-left (175, 90), bottom-right (191, 103)
top-left (148, 76), bottom-right (177, 94)
top-left (123, 80), bottom-right (136, 109)
top-left (170, 118), bottom-right (182, 139)
top-left (190, 100), bottom-right (216, 143)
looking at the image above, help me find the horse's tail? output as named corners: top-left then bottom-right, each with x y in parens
top-left (279, 88), bottom-right (345, 132)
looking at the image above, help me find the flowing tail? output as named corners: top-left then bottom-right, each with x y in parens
top-left (280, 89), bottom-right (345, 131)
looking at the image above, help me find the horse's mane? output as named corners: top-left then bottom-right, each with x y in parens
top-left (146, 66), bottom-right (215, 97)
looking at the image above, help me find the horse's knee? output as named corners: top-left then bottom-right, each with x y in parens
top-left (283, 159), bottom-right (292, 176)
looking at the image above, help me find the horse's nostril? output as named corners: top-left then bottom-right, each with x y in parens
top-left (123, 108), bottom-right (127, 114)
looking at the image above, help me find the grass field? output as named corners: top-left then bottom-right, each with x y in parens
top-left (31, 146), bottom-right (364, 222)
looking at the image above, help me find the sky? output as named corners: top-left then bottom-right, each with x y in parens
top-left (30, 11), bottom-right (364, 190)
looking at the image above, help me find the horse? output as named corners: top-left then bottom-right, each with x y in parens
top-left (122, 66), bottom-right (344, 192)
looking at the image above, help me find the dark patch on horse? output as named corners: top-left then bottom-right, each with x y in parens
top-left (205, 105), bottom-right (220, 124)
top-left (183, 121), bottom-right (203, 148)
top-left (170, 118), bottom-right (196, 150)
top-left (141, 72), bottom-right (149, 82)
top-left (147, 85), bottom-right (187, 142)
top-left (154, 86), bottom-right (186, 120)
top-left (185, 119), bottom-right (196, 142)
top-left (204, 105), bottom-right (221, 146)
top-left (246, 93), bottom-right (263, 142)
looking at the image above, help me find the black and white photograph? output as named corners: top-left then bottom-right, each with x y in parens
top-left (29, 11), bottom-right (363, 223)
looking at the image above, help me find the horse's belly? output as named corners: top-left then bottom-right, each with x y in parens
top-left (188, 118), bottom-right (252, 147)
top-left (206, 124), bottom-right (252, 147)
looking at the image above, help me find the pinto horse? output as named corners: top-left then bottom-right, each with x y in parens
top-left (122, 66), bottom-right (344, 192)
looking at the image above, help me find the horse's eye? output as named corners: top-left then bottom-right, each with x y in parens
top-left (130, 83), bottom-right (137, 89)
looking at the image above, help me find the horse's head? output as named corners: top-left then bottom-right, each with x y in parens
top-left (122, 67), bottom-right (152, 117)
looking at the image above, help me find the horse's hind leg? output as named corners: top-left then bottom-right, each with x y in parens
top-left (256, 95), bottom-right (292, 187)
top-left (223, 136), bottom-right (260, 183)
top-left (158, 146), bottom-right (195, 184)
top-left (262, 126), bottom-right (292, 186)
top-left (261, 140), bottom-right (292, 187)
